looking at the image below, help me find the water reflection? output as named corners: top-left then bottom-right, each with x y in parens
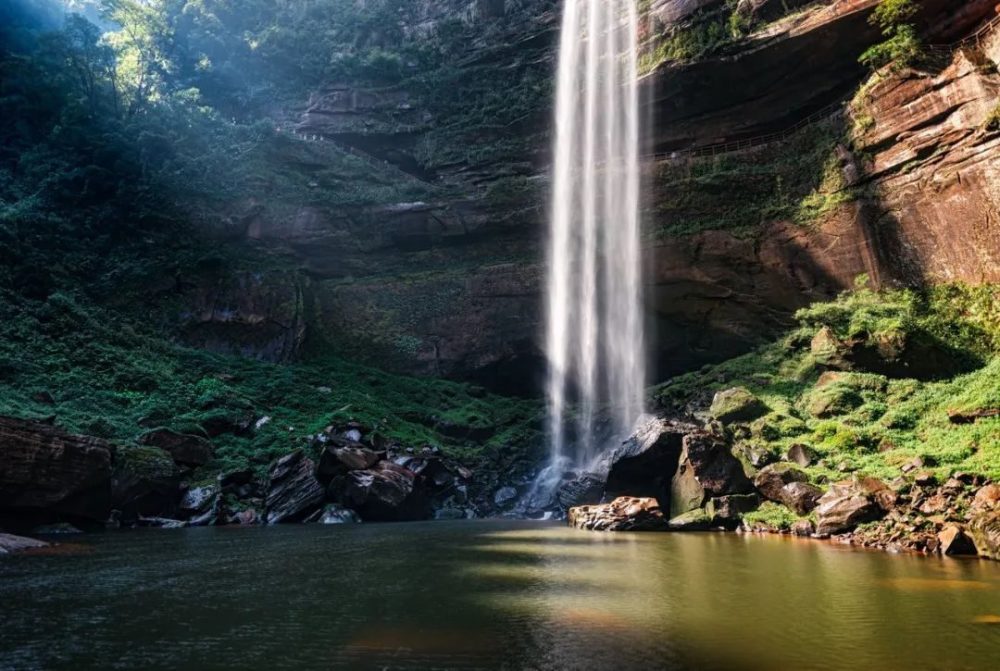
top-left (1, 522), bottom-right (999, 670)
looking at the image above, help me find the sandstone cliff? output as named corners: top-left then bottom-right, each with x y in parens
top-left (158, 0), bottom-right (1000, 389)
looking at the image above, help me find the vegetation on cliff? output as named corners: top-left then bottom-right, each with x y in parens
top-left (0, 289), bottom-right (543, 475)
top-left (655, 282), bottom-right (1000, 482)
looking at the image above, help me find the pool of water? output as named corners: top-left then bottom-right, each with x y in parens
top-left (2, 521), bottom-right (1000, 670)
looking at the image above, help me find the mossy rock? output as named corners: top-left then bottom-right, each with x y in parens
top-left (668, 508), bottom-right (713, 531)
top-left (750, 412), bottom-right (808, 441)
top-left (805, 382), bottom-right (864, 418)
top-left (710, 387), bottom-right (768, 424)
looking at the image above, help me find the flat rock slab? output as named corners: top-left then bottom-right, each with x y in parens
top-left (568, 497), bottom-right (668, 532)
top-left (0, 533), bottom-right (49, 555)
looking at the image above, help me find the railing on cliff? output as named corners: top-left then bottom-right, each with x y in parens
top-left (647, 11), bottom-right (1000, 162)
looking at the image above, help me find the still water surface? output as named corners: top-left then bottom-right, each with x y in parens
top-left (2, 521), bottom-right (1000, 670)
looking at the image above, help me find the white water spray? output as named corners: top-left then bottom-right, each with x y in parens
top-left (545, 0), bottom-right (644, 472)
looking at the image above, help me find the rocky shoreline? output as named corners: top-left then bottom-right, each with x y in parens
top-left (564, 412), bottom-right (1000, 562)
top-left (1, 407), bottom-right (998, 564)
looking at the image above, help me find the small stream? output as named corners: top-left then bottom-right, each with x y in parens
top-left (2, 521), bottom-right (1000, 670)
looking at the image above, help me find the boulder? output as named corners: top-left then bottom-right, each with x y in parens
top-left (786, 444), bottom-right (817, 468)
top-left (568, 497), bottom-right (668, 532)
top-left (178, 485), bottom-right (218, 519)
top-left (709, 387), bottom-right (767, 424)
top-left (139, 429), bottom-right (213, 467)
top-left (805, 382), bottom-right (863, 418)
top-left (111, 446), bottom-right (187, 523)
top-left (938, 524), bottom-right (978, 556)
top-left (810, 326), bottom-right (851, 370)
top-left (264, 450), bottom-right (325, 524)
top-left (969, 510), bottom-right (1000, 561)
top-left (557, 473), bottom-right (605, 510)
top-left (814, 480), bottom-right (888, 536)
top-left (791, 519), bottom-right (815, 537)
top-left (335, 461), bottom-right (426, 521)
top-left (706, 493), bottom-right (760, 528)
top-left (0, 416), bottom-right (113, 528)
top-left (493, 485), bottom-right (519, 507)
top-left (753, 462), bottom-right (809, 502)
top-left (0, 533), bottom-right (49, 555)
top-left (779, 481), bottom-right (824, 515)
top-left (670, 431), bottom-right (753, 517)
top-left (311, 504), bottom-right (361, 524)
top-left (668, 508), bottom-right (713, 531)
top-left (316, 446), bottom-right (383, 483)
top-left (603, 417), bottom-right (693, 503)
top-left (972, 484), bottom-right (1000, 511)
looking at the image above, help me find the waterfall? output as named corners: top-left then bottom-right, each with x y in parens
top-left (545, 0), bottom-right (644, 471)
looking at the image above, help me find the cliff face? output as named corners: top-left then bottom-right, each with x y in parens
top-left (164, 0), bottom-right (1000, 389)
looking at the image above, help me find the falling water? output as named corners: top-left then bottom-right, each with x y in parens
top-left (545, 0), bottom-right (644, 471)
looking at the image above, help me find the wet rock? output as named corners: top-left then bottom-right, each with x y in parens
top-left (604, 417), bottom-right (693, 503)
top-left (791, 519), bottom-right (815, 537)
top-left (139, 429), bottom-right (214, 467)
top-left (938, 524), bottom-right (978, 556)
top-left (177, 485), bottom-right (219, 518)
top-left (670, 431), bottom-right (753, 517)
top-left (0, 533), bottom-right (51, 554)
top-left (336, 462), bottom-right (426, 521)
top-left (264, 450), bottom-right (325, 524)
top-left (433, 507), bottom-right (467, 521)
top-left (709, 387), bottom-right (767, 424)
top-left (493, 486), bottom-right (518, 507)
top-left (815, 480), bottom-right (888, 536)
top-left (668, 508), bottom-right (713, 531)
top-left (753, 462), bottom-right (809, 502)
top-left (0, 416), bottom-right (114, 529)
top-left (780, 481), bottom-right (824, 515)
top-left (706, 494), bottom-right (760, 528)
top-left (786, 444), bottom-right (817, 468)
top-left (315, 504), bottom-right (361, 524)
top-left (136, 516), bottom-right (186, 529)
top-left (556, 473), bottom-right (605, 510)
top-left (568, 497), bottom-right (668, 532)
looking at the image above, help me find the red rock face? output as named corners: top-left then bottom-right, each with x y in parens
top-left (0, 417), bottom-right (114, 527)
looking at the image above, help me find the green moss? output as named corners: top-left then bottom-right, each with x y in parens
top-left (653, 283), bottom-right (1000, 482)
top-left (742, 501), bottom-right (804, 531)
top-left (650, 119), bottom-right (858, 239)
top-left (0, 290), bottom-right (543, 475)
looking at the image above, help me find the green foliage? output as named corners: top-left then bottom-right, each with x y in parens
top-left (654, 284), bottom-right (1000, 482)
top-left (743, 501), bottom-right (804, 531)
top-left (859, 0), bottom-right (922, 69)
top-left (0, 290), bottom-right (543, 473)
top-left (652, 119), bottom-right (858, 238)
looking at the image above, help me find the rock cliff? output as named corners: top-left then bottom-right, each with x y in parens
top-left (159, 0), bottom-right (1000, 389)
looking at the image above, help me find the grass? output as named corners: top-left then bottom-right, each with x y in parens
top-left (0, 290), bottom-right (543, 477)
top-left (653, 283), bottom-right (1000, 482)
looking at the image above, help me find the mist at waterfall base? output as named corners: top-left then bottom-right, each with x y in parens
top-left (534, 0), bottom-right (645, 506)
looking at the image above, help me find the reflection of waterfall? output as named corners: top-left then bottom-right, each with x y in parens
top-left (545, 0), bottom-right (644, 471)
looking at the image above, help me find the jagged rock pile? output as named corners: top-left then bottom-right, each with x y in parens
top-left (0, 415), bottom-right (478, 535)
top-left (566, 397), bottom-right (1000, 561)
